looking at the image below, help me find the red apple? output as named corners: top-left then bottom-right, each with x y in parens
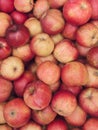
top-left (0, 76), bottom-right (13, 103)
top-left (62, 22), bottom-right (78, 40)
top-left (37, 61), bottom-right (60, 85)
top-left (3, 98), bottom-right (31, 128)
top-left (0, 0), bottom-right (14, 13)
top-left (0, 124), bottom-right (12, 130)
top-left (46, 118), bottom-right (68, 130)
top-left (53, 39), bottom-right (79, 63)
top-left (87, 46), bottom-right (98, 68)
top-left (48, 0), bottom-right (67, 8)
top-left (14, 71), bottom-right (36, 97)
top-left (61, 61), bottom-right (88, 87)
top-left (23, 80), bottom-right (52, 110)
top-left (31, 105), bottom-right (57, 125)
top-left (11, 11), bottom-right (28, 24)
top-left (65, 105), bottom-right (87, 126)
top-left (12, 43), bottom-right (35, 62)
top-left (49, 80), bottom-right (61, 92)
top-left (24, 17), bottom-right (43, 37)
top-left (76, 22), bottom-right (98, 47)
top-left (14, 0), bottom-right (34, 13)
top-left (0, 38), bottom-right (11, 60)
top-left (40, 9), bottom-right (65, 35)
top-left (0, 56), bottom-right (24, 81)
top-left (79, 87), bottom-right (98, 117)
top-left (89, 0), bottom-right (98, 20)
top-left (19, 121), bottom-right (42, 130)
top-left (0, 102), bottom-right (6, 124)
top-left (72, 128), bottom-right (81, 130)
top-left (51, 90), bottom-right (77, 117)
top-left (82, 118), bottom-right (98, 130)
top-left (63, 0), bottom-right (92, 26)
top-left (6, 24), bottom-right (30, 48)
top-left (33, 0), bottom-right (50, 19)
top-left (30, 33), bottom-right (54, 57)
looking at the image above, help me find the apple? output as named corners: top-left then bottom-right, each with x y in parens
top-left (0, 0), bottom-right (14, 13)
top-left (62, 22), bottom-right (78, 40)
top-left (79, 87), bottom-right (98, 117)
top-left (61, 61), bottom-right (88, 87)
top-left (51, 90), bottom-right (77, 117)
top-left (12, 43), bottom-right (35, 62)
top-left (14, 71), bottom-right (36, 97)
top-left (63, 0), bottom-right (92, 26)
top-left (86, 64), bottom-right (98, 88)
top-left (19, 121), bottom-right (42, 130)
top-left (71, 128), bottom-right (81, 130)
top-left (48, 0), bottom-right (67, 8)
top-left (31, 105), bottom-right (57, 125)
top-left (6, 24), bottom-right (30, 48)
top-left (0, 56), bottom-right (24, 81)
top-left (35, 54), bottom-right (57, 66)
top-left (89, 0), bottom-right (98, 20)
top-left (40, 9), bottom-right (65, 35)
top-left (14, 0), bottom-right (34, 13)
top-left (23, 80), bottom-right (52, 110)
top-left (33, 0), bottom-right (50, 19)
top-left (30, 33), bottom-right (54, 57)
top-left (0, 124), bottom-right (12, 130)
top-left (46, 117), bottom-right (68, 130)
top-left (49, 80), bottom-right (61, 92)
top-left (3, 98), bottom-right (31, 128)
top-left (0, 12), bottom-right (12, 37)
top-left (53, 39), bottom-right (79, 63)
top-left (11, 11), bottom-right (28, 24)
top-left (0, 76), bottom-right (13, 103)
top-left (0, 38), bottom-right (12, 60)
top-left (82, 118), bottom-right (98, 130)
top-left (86, 46), bottom-right (98, 68)
top-left (76, 22), bottom-right (98, 47)
top-left (0, 102), bottom-right (6, 124)
top-left (36, 61), bottom-right (60, 85)
top-left (65, 105), bottom-right (87, 126)
top-left (24, 17), bottom-right (43, 37)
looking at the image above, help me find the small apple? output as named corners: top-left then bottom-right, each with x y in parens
top-left (0, 102), bottom-right (6, 124)
top-left (6, 24), bottom-right (30, 48)
top-left (51, 90), bottom-right (77, 117)
top-left (23, 80), bottom-right (52, 110)
top-left (3, 98), bottom-right (31, 128)
top-left (0, 56), bottom-right (24, 81)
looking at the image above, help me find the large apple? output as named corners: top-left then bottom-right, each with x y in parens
top-left (3, 98), bottom-right (31, 128)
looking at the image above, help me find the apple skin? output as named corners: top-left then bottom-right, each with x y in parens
top-left (87, 46), bottom-right (98, 68)
top-left (61, 61), bottom-right (88, 87)
top-left (23, 80), bottom-right (52, 110)
top-left (0, 76), bottom-right (13, 103)
top-left (76, 23), bottom-right (98, 47)
top-left (33, 0), bottom-right (50, 19)
top-left (11, 11), bottom-right (28, 24)
top-left (14, 0), bottom-right (34, 13)
top-left (82, 118), bottom-right (98, 130)
top-left (0, 0), bottom-right (14, 13)
top-left (0, 56), bottom-right (24, 81)
top-left (6, 24), bottom-right (30, 48)
top-left (48, 0), bottom-right (67, 8)
top-left (65, 105), bottom-right (87, 127)
top-left (36, 61), bottom-right (60, 85)
top-left (51, 90), bottom-right (77, 117)
top-left (31, 105), bottom-right (57, 125)
top-left (0, 124), bottom-right (13, 130)
top-left (63, 0), bottom-right (92, 26)
top-left (14, 71), bottom-right (36, 97)
top-left (79, 87), bottom-right (98, 117)
top-left (0, 102), bottom-right (6, 124)
top-left (53, 39), bottom-right (79, 63)
top-left (0, 38), bottom-right (12, 60)
top-left (3, 98), bottom-right (31, 128)
top-left (40, 9), bottom-right (65, 35)
top-left (46, 117), bottom-right (68, 130)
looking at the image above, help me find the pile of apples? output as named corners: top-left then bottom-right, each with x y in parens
top-left (0, 0), bottom-right (98, 130)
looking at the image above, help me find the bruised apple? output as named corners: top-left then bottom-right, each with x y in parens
top-left (23, 80), bottom-right (52, 110)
